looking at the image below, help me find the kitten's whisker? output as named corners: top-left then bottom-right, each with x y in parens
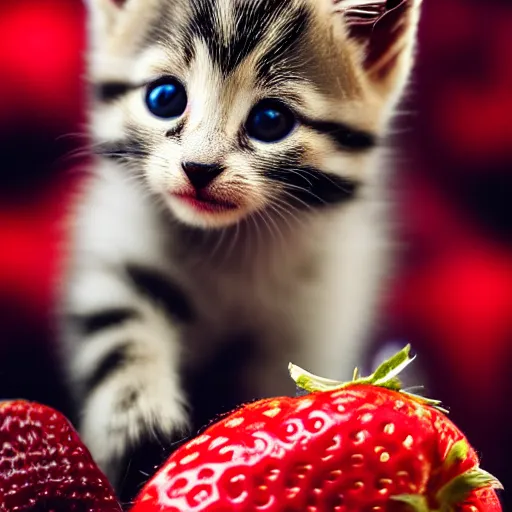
top-left (242, 217), bottom-right (253, 267)
top-left (55, 131), bottom-right (90, 143)
top-left (277, 188), bottom-right (317, 213)
top-left (272, 203), bottom-right (305, 230)
top-left (280, 182), bottom-right (328, 207)
top-left (210, 227), bottom-right (227, 261)
top-left (262, 204), bottom-right (286, 252)
top-left (249, 209), bottom-right (263, 262)
top-left (266, 203), bottom-right (295, 235)
top-left (223, 221), bottom-right (240, 265)
top-left (266, 198), bottom-right (304, 232)
top-left (282, 169), bottom-right (314, 188)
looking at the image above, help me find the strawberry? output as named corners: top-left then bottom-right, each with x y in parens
top-left (131, 346), bottom-right (503, 512)
top-left (0, 400), bottom-right (122, 512)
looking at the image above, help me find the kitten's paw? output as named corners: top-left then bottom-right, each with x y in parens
top-left (80, 377), bottom-right (188, 492)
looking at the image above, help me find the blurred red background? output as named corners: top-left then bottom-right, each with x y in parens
top-left (0, 0), bottom-right (510, 507)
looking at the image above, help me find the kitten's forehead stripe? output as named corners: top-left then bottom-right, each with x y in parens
top-left (255, 5), bottom-right (311, 85)
top-left (185, 0), bottom-right (311, 77)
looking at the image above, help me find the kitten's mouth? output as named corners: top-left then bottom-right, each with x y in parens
top-left (172, 192), bottom-right (239, 214)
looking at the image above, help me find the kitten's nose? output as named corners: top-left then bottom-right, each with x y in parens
top-left (181, 161), bottom-right (224, 189)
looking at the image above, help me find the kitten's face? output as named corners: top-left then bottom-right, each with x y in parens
top-left (88, 0), bottom-right (421, 228)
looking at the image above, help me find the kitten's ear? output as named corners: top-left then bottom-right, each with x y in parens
top-left (84, 0), bottom-right (123, 44)
top-left (84, 0), bottom-right (163, 50)
top-left (335, 0), bottom-right (422, 102)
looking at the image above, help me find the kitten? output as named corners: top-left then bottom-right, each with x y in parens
top-left (60, 0), bottom-right (421, 498)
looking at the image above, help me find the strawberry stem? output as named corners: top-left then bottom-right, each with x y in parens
top-left (289, 344), bottom-right (414, 392)
top-left (289, 345), bottom-right (449, 411)
top-left (289, 344), bottom-right (410, 391)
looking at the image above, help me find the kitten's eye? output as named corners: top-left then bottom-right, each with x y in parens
top-left (246, 100), bottom-right (296, 143)
top-left (145, 78), bottom-right (187, 119)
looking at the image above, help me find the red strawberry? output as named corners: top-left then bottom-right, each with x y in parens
top-left (0, 400), bottom-right (122, 512)
top-left (132, 346), bottom-right (502, 512)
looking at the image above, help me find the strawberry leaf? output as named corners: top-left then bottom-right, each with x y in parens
top-left (391, 494), bottom-right (430, 512)
top-left (369, 344), bottom-right (414, 385)
top-left (444, 439), bottom-right (470, 467)
top-left (437, 467), bottom-right (504, 507)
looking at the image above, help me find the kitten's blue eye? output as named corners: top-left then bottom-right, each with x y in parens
top-left (145, 78), bottom-right (187, 119)
top-left (246, 100), bottom-right (296, 143)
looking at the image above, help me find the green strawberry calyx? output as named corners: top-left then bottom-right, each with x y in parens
top-left (289, 344), bottom-right (445, 410)
top-left (289, 346), bottom-right (504, 511)
top-left (393, 439), bottom-right (503, 510)
top-left (393, 465), bottom-right (503, 512)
